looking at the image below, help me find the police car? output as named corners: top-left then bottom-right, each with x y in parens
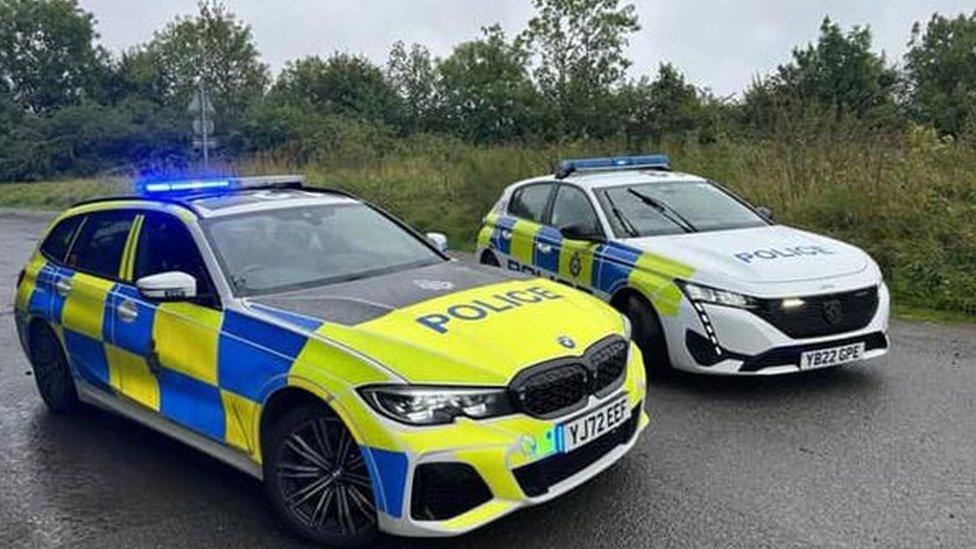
top-left (13, 175), bottom-right (647, 545)
top-left (476, 156), bottom-right (890, 376)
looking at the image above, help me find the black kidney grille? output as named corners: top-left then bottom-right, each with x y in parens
top-left (510, 337), bottom-right (630, 418)
top-left (590, 339), bottom-right (629, 395)
top-left (753, 286), bottom-right (879, 339)
top-left (512, 364), bottom-right (590, 418)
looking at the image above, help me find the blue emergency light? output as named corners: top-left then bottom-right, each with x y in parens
top-left (555, 154), bottom-right (670, 179)
top-left (136, 175), bottom-right (305, 195)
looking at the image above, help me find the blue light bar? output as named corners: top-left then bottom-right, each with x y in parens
top-left (142, 179), bottom-right (232, 193)
top-left (135, 175), bottom-right (305, 195)
top-left (556, 154), bottom-right (670, 178)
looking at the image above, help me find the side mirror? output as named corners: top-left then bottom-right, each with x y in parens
top-left (426, 232), bottom-right (449, 253)
top-left (756, 206), bottom-right (775, 222)
top-left (136, 271), bottom-right (197, 301)
top-left (559, 222), bottom-right (605, 243)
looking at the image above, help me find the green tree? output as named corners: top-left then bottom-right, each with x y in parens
top-left (273, 53), bottom-right (398, 125)
top-left (0, 0), bottom-right (107, 113)
top-left (746, 17), bottom-right (898, 124)
top-left (518, 0), bottom-right (639, 137)
top-left (438, 25), bottom-right (539, 142)
top-left (905, 11), bottom-right (976, 136)
top-left (619, 63), bottom-right (701, 145)
top-left (387, 41), bottom-right (439, 133)
top-left (133, 1), bottom-right (268, 119)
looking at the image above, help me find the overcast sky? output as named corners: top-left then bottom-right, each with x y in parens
top-left (79, 0), bottom-right (974, 97)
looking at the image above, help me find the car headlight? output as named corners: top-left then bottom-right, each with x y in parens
top-left (358, 385), bottom-right (515, 426)
top-left (677, 280), bottom-right (759, 309)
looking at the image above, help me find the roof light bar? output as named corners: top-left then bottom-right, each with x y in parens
top-left (555, 154), bottom-right (670, 179)
top-left (136, 175), bottom-right (306, 195)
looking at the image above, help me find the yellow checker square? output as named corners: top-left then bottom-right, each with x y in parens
top-left (105, 344), bottom-right (160, 411)
top-left (152, 302), bottom-right (221, 385)
top-left (221, 389), bottom-right (259, 453)
top-left (509, 219), bottom-right (540, 265)
top-left (60, 272), bottom-right (114, 340)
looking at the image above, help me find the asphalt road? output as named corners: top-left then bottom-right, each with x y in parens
top-left (1, 209), bottom-right (974, 548)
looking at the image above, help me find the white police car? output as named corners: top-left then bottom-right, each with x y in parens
top-left (476, 155), bottom-right (890, 376)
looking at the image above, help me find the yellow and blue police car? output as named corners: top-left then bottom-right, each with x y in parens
top-left (13, 175), bottom-right (648, 545)
top-left (477, 156), bottom-right (890, 377)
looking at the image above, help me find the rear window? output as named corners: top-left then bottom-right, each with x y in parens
top-left (508, 184), bottom-right (553, 223)
top-left (66, 211), bottom-right (136, 279)
top-left (40, 215), bottom-right (85, 263)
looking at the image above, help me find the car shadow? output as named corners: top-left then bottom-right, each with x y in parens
top-left (647, 364), bottom-right (887, 403)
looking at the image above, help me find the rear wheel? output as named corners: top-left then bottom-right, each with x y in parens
top-left (28, 323), bottom-right (80, 414)
top-left (619, 294), bottom-right (673, 378)
top-left (264, 403), bottom-right (378, 547)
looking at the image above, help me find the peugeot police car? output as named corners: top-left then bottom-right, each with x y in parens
top-left (476, 155), bottom-right (890, 376)
top-left (14, 176), bottom-right (647, 545)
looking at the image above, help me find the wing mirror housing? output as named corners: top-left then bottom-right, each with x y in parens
top-left (426, 232), bottom-right (449, 253)
top-left (756, 206), bottom-right (775, 222)
top-left (136, 271), bottom-right (197, 301)
top-left (559, 222), bottom-right (605, 243)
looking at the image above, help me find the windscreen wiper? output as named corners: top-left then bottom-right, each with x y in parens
top-left (602, 190), bottom-right (639, 237)
top-left (627, 188), bottom-right (698, 233)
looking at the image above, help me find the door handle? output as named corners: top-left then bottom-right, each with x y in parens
top-left (536, 242), bottom-right (553, 254)
top-left (54, 278), bottom-right (72, 297)
top-left (117, 299), bottom-right (139, 324)
top-left (500, 230), bottom-right (512, 240)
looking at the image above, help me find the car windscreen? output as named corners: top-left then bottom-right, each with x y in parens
top-left (595, 181), bottom-right (768, 237)
top-left (203, 203), bottom-right (444, 296)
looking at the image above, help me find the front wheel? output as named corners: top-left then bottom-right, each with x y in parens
top-left (620, 294), bottom-right (673, 378)
top-left (28, 323), bottom-right (80, 414)
top-left (264, 403), bottom-right (379, 547)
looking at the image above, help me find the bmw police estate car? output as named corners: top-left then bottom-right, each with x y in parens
top-left (477, 155), bottom-right (890, 376)
top-left (14, 176), bottom-right (647, 545)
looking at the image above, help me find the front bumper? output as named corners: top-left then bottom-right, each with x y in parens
top-left (663, 283), bottom-right (891, 375)
top-left (354, 344), bottom-right (648, 537)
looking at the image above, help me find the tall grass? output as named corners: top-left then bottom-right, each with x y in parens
top-left (2, 127), bottom-right (974, 315)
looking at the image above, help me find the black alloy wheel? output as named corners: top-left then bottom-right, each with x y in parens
top-left (265, 404), bottom-right (378, 546)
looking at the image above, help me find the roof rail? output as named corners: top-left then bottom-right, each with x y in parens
top-left (555, 155), bottom-right (670, 179)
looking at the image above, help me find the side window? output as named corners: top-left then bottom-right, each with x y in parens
top-left (134, 212), bottom-right (216, 304)
top-left (551, 185), bottom-right (601, 235)
top-left (508, 184), bottom-right (553, 223)
top-left (66, 211), bottom-right (136, 279)
top-left (40, 215), bottom-right (85, 263)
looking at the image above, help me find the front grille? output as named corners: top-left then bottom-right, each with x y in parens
top-left (511, 363), bottom-right (590, 418)
top-left (411, 463), bottom-right (492, 521)
top-left (739, 332), bottom-right (888, 372)
top-left (752, 286), bottom-right (879, 339)
top-left (590, 339), bottom-right (629, 396)
top-left (509, 336), bottom-right (630, 418)
top-left (513, 404), bottom-right (641, 497)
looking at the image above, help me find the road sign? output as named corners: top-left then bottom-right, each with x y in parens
top-left (193, 119), bottom-right (215, 135)
top-left (188, 88), bottom-right (215, 114)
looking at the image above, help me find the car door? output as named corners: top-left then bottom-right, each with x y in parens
top-left (548, 184), bottom-right (606, 293)
top-left (107, 211), bottom-right (233, 444)
top-left (60, 210), bottom-right (138, 392)
top-left (499, 182), bottom-right (554, 276)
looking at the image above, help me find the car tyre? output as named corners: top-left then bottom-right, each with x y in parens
top-left (264, 403), bottom-right (379, 547)
top-left (620, 294), bottom-right (673, 378)
top-left (28, 323), bottom-right (80, 414)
